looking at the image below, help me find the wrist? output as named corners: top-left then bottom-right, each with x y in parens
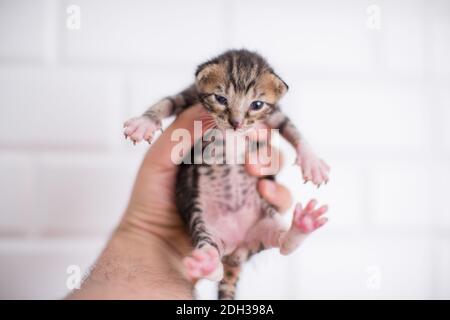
top-left (68, 219), bottom-right (193, 299)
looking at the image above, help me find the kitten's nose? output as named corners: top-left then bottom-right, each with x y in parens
top-left (229, 119), bottom-right (242, 130)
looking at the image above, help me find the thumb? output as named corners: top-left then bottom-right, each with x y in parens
top-left (142, 103), bottom-right (212, 169)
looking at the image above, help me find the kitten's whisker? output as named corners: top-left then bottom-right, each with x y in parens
top-left (204, 122), bottom-right (216, 130)
top-left (201, 119), bottom-right (217, 128)
top-left (199, 118), bottom-right (215, 124)
top-left (204, 122), bottom-right (219, 131)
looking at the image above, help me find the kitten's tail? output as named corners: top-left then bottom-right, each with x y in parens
top-left (218, 262), bottom-right (241, 300)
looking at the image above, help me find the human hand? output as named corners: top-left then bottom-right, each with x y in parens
top-left (68, 103), bottom-right (292, 299)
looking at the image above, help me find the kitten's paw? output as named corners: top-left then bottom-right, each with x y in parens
top-left (292, 200), bottom-right (328, 234)
top-left (296, 151), bottom-right (330, 187)
top-left (123, 116), bottom-right (162, 145)
top-left (183, 245), bottom-right (223, 282)
top-left (279, 200), bottom-right (328, 255)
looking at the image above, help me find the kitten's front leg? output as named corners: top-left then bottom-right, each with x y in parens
top-left (295, 140), bottom-right (330, 186)
top-left (123, 108), bottom-right (164, 145)
top-left (266, 110), bottom-right (330, 186)
top-left (124, 84), bottom-right (198, 144)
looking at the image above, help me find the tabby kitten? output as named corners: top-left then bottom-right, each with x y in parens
top-left (124, 49), bottom-right (329, 299)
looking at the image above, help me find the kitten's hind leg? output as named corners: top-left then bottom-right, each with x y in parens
top-left (181, 206), bottom-right (225, 282)
top-left (245, 200), bottom-right (328, 255)
top-left (183, 244), bottom-right (224, 282)
top-left (218, 248), bottom-right (249, 300)
top-left (177, 164), bottom-right (225, 282)
top-left (279, 199), bottom-right (328, 255)
top-left (182, 216), bottom-right (225, 282)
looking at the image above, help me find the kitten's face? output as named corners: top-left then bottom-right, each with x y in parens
top-left (195, 51), bottom-right (288, 131)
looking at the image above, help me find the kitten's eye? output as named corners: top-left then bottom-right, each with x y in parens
top-left (250, 101), bottom-right (264, 111)
top-left (214, 94), bottom-right (228, 106)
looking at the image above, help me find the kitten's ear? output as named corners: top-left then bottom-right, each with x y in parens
top-left (259, 72), bottom-right (289, 103)
top-left (195, 63), bottom-right (226, 93)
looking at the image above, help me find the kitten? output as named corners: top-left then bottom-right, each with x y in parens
top-left (124, 49), bottom-right (329, 299)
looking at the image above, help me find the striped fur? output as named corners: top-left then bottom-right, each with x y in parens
top-left (218, 263), bottom-right (241, 300)
top-left (175, 161), bottom-right (220, 253)
top-left (141, 49), bottom-right (305, 299)
top-left (141, 50), bottom-right (301, 149)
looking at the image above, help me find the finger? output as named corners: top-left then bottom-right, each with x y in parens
top-left (143, 104), bottom-right (211, 169)
top-left (245, 146), bottom-right (284, 177)
top-left (258, 179), bottom-right (293, 213)
top-left (246, 122), bottom-right (272, 142)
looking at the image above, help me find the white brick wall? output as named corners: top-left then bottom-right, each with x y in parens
top-left (381, 0), bottom-right (426, 72)
top-left (0, 154), bottom-right (35, 234)
top-left (429, 0), bottom-right (450, 74)
top-left (442, 87), bottom-right (450, 153)
top-left (279, 160), bottom-right (366, 230)
top-left (34, 154), bottom-right (140, 235)
top-left (370, 163), bottom-right (434, 229)
top-left (0, 0), bottom-right (56, 62)
top-left (231, 0), bottom-right (373, 71)
top-left (291, 78), bottom-right (429, 150)
top-left (63, 0), bottom-right (228, 65)
top-left (295, 234), bottom-right (433, 299)
top-left (0, 239), bottom-right (103, 299)
top-left (0, 66), bottom-right (122, 148)
top-left (437, 165), bottom-right (450, 229)
top-left (0, 0), bottom-right (448, 299)
top-left (437, 239), bottom-right (450, 299)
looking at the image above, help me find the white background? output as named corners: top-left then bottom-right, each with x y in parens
top-left (0, 0), bottom-right (449, 299)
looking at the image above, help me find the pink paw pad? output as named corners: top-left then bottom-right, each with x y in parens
top-left (123, 116), bottom-right (161, 145)
top-left (296, 148), bottom-right (330, 187)
top-left (183, 246), bottom-right (221, 281)
top-left (293, 200), bottom-right (328, 234)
